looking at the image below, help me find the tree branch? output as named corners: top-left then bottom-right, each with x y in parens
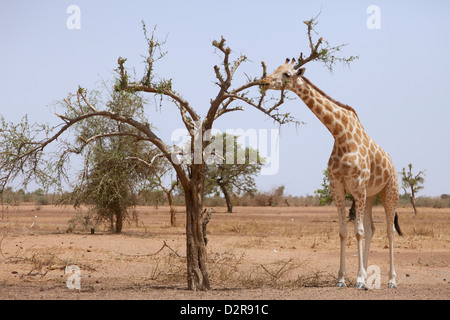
top-left (124, 84), bottom-right (200, 125)
top-left (1, 97), bottom-right (191, 191)
top-left (78, 132), bottom-right (150, 145)
top-left (293, 14), bottom-right (359, 72)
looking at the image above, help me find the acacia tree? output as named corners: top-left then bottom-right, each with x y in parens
top-left (0, 17), bottom-right (355, 290)
top-left (205, 133), bottom-right (263, 213)
top-left (401, 163), bottom-right (425, 215)
top-left (59, 91), bottom-right (163, 233)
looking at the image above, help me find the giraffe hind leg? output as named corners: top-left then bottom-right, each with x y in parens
top-left (363, 195), bottom-right (376, 270)
top-left (380, 181), bottom-right (400, 289)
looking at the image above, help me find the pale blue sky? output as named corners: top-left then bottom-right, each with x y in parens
top-left (1, 1), bottom-right (449, 196)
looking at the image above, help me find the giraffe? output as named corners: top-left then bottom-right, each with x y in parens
top-left (261, 58), bottom-right (403, 289)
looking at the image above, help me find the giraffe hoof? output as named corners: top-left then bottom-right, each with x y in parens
top-left (355, 282), bottom-right (368, 290)
top-left (388, 283), bottom-right (397, 289)
top-left (335, 282), bottom-right (347, 288)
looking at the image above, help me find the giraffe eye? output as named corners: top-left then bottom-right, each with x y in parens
top-left (283, 72), bottom-right (291, 78)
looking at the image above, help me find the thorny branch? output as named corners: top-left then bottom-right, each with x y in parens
top-left (294, 13), bottom-right (359, 71)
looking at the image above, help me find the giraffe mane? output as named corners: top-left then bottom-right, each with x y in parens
top-left (300, 76), bottom-right (359, 118)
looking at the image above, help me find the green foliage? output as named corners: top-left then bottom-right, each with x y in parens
top-left (296, 13), bottom-right (359, 73)
top-left (314, 168), bottom-right (334, 205)
top-left (400, 163), bottom-right (425, 214)
top-left (401, 163), bottom-right (425, 196)
top-left (204, 133), bottom-right (264, 212)
top-left (0, 115), bottom-right (56, 192)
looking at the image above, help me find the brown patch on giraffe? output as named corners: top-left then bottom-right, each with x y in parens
top-left (347, 141), bottom-right (358, 153)
top-left (383, 169), bottom-right (390, 181)
top-left (305, 98), bottom-right (315, 109)
top-left (360, 146), bottom-right (368, 157)
top-left (362, 132), bottom-right (370, 141)
top-left (314, 104), bottom-right (323, 115)
top-left (335, 112), bottom-right (341, 120)
top-left (337, 134), bottom-right (346, 145)
top-left (375, 177), bottom-right (383, 186)
top-left (375, 151), bottom-right (382, 164)
top-left (360, 160), bottom-right (368, 170)
top-left (332, 123), bottom-right (344, 136)
top-left (341, 115), bottom-right (349, 128)
top-left (347, 123), bottom-right (354, 133)
top-left (340, 164), bottom-right (351, 176)
top-left (376, 165), bottom-right (382, 176)
top-left (332, 160), bottom-right (340, 170)
top-left (324, 100), bottom-right (335, 113)
top-left (362, 138), bottom-right (370, 149)
top-left (323, 113), bottom-right (333, 126)
top-left (346, 132), bottom-right (353, 141)
top-left (344, 154), bottom-right (357, 163)
top-left (350, 166), bottom-right (360, 177)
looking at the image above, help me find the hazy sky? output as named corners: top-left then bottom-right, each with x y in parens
top-left (1, 0), bottom-right (449, 196)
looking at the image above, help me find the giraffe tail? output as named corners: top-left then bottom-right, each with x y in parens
top-left (394, 212), bottom-right (403, 236)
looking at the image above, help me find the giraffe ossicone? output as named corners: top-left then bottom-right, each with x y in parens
top-left (261, 59), bottom-right (402, 289)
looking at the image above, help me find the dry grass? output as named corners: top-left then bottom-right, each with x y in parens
top-left (0, 205), bottom-right (449, 298)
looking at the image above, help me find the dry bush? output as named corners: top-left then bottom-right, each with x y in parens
top-left (1, 244), bottom-right (95, 278)
top-left (412, 226), bottom-right (435, 237)
top-left (206, 249), bottom-right (338, 289)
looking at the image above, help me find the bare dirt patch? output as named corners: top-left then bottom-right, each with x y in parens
top-left (0, 204), bottom-right (449, 300)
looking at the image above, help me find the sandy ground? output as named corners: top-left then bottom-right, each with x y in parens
top-left (0, 204), bottom-right (449, 300)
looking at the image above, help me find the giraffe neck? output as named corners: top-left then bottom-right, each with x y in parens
top-left (290, 77), bottom-right (360, 140)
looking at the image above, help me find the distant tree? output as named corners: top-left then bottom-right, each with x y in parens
top-left (315, 168), bottom-right (355, 205)
top-left (205, 133), bottom-right (263, 213)
top-left (59, 91), bottom-right (163, 233)
top-left (134, 159), bottom-right (179, 226)
top-left (315, 168), bottom-right (334, 205)
top-left (156, 176), bottom-right (178, 226)
top-left (400, 163), bottom-right (425, 215)
top-left (268, 185), bottom-right (286, 207)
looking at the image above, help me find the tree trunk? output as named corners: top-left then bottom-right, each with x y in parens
top-left (411, 196), bottom-right (418, 215)
top-left (110, 216), bottom-right (114, 234)
top-left (115, 212), bottom-right (123, 233)
top-left (167, 192), bottom-right (176, 227)
top-left (410, 186), bottom-right (418, 215)
top-left (219, 182), bottom-right (233, 213)
top-left (184, 188), bottom-right (210, 291)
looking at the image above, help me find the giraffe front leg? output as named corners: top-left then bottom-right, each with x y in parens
top-left (354, 193), bottom-right (368, 290)
top-left (330, 178), bottom-right (347, 288)
top-left (336, 210), bottom-right (348, 288)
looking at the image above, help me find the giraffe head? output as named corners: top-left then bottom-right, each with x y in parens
top-left (260, 58), bottom-right (306, 91)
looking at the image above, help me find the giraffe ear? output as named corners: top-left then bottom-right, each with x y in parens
top-left (297, 68), bottom-right (306, 76)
